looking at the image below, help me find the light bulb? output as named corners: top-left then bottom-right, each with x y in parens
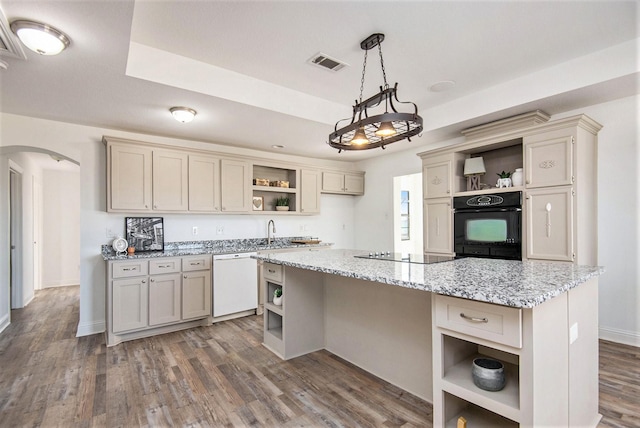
top-left (375, 121), bottom-right (396, 137)
top-left (351, 127), bottom-right (369, 145)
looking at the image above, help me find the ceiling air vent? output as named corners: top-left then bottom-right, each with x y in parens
top-left (308, 52), bottom-right (347, 72)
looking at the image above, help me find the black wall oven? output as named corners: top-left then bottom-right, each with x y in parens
top-left (453, 191), bottom-right (522, 260)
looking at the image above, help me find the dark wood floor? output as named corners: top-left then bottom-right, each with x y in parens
top-left (0, 286), bottom-right (638, 427)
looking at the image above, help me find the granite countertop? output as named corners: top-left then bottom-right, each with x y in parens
top-left (101, 237), bottom-right (332, 261)
top-left (253, 249), bottom-right (605, 308)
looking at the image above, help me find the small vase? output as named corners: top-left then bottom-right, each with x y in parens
top-left (497, 178), bottom-right (512, 188)
top-left (511, 168), bottom-right (523, 186)
top-left (275, 206), bottom-right (289, 211)
top-left (273, 295), bottom-right (283, 306)
top-left (127, 246), bottom-right (135, 255)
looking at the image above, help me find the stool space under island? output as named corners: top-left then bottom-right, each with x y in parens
top-left (253, 249), bottom-right (604, 428)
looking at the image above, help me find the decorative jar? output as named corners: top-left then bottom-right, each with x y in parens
top-left (512, 168), bottom-right (523, 186)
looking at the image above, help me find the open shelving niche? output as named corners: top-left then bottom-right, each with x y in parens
top-left (263, 276), bottom-right (284, 355)
top-left (440, 334), bottom-right (521, 426)
top-left (252, 164), bottom-right (298, 214)
top-left (455, 138), bottom-right (524, 196)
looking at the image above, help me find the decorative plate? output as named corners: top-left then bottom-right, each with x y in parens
top-left (112, 237), bottom-right (128, 254)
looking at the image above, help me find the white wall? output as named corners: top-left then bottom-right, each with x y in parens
top-left (0, 112), bottom-right (357, 336)
top-left (355, 95), bottom-right (640, 346)
top-left (42, 169), bottom-right (81, 288)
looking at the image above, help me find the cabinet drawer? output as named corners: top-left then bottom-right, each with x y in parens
top-left (182, 255), bottom-right (211, 272)
top-left (112, 260), bottom-right (148, 278)
top-left (149, 258), bottom-right (181, 274)
top-left (435, 295), bottom-right (522, 348)
top-left (263, 263), bottom-right (283, 283)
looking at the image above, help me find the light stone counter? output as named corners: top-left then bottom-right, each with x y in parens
top-left (253, 248), bottom-right (604, 308)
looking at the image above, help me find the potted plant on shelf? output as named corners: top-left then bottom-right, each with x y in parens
top-left (496, 171), bottom-right (512, 188)
top-left (275, 196), bottom-right (290, 211)
top-left (273, 287), bottom-right (283, 306)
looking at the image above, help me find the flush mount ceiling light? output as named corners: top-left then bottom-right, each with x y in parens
top-left (170, 106), bottom-right (197, 123)
top-left (328, 33), bottom-right (423, 153)
top-left (10, 20), bottom-right (70, 55)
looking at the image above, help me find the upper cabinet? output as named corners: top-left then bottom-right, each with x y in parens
top-left (321, 171), bottom-right (364, 195)
top-left (300, 169), bottom-right (321, 214)
top-left (109, 144), bottom-right (152, 211)
top-left (188, 155), bottom-right (221, 212)
top-left (104, 136), bottom-right (364, 215)
top-left (220, 159), bottom-right (251, 213)
top-left (152, 150), bottom-right (189, 211)
top-left (524, 134), bottom-right (574, 188)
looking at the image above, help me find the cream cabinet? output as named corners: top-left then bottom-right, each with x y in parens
top-left (148, 273), bottom-right (181, 326)
top-left (106, 255), bottom-right (212, 346)
top-left (321, 171), bottom-right (364, 195)
top-left (152, 150), bottom-right (189, 211)
top-left (220, 159), bottom-right (251, 212)
top-left (109, 144), bottom-right (152, 211)
top-left (181, 255), bottom-right (212, 320)
top-left (424, 198), bottom-right (453, 255)
top-left (300, 169), bottom-right (320, 214)
top-left (432, 281), bottom-right (600, 427)
top-left (112, 277), bottom-right (148, 333)
top-left (525, 135), bottom-right (574, 188)
top-left (188, 154), bottom-right (221, 212)
top-left (526, 186), bottom-right (574, 262)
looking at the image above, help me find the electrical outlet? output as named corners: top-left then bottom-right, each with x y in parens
top-left (106, 228), bottom-right (115, 239)
top-left (216, 226), bottom-right (224, 235)
top-left (192, 226), bottom-right (198, 235)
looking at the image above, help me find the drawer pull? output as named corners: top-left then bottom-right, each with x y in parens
top-left (190, 262), bottom-right (201, 266)
top-left (158, 265), bottom-right (170, 268)
top-left (122, 267), bottom-right (137, 272)
top-left (460, 313), bottom-right (488, 323)
top-left (268, 269), bottom-right (276, 273)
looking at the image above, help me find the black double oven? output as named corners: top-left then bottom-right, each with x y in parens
top-left (453, 191), bottom-right (522, 260)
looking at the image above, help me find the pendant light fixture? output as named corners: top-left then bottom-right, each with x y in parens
top-left (329, 33), bottom-right (423, 152)
top-left (10, 20), bottom-right (70, 55)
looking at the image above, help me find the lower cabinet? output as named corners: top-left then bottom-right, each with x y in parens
top-left (107, 255), bottom-right (212, 346)
top-left (424, 198), bottom-right (453, 255)
top-left (525, 186), bottom-right (574, 262)
top-left (432, 286), bottom-right (600, 427)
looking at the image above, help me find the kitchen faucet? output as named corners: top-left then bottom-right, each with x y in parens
top-left (267, 219), bottom-right (276, 245)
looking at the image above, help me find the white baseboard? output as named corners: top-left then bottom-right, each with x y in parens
top-left (44, 281), bottom-right (80, 288)
top-left (23, 293), bottom-right (35, 307)
top-left (600, 326), bottom-right (640, 347)
top-left (0, 313), bottom-right (9, 334)
top-left (76, 320), bottom-right (105, 337)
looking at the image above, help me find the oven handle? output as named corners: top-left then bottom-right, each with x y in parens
top-left (454, 207), bottom-right (522, 213)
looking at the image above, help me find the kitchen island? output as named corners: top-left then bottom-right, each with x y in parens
top-left (254, 249), bottom-right (604, 428)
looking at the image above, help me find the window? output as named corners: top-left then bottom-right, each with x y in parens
top-left (400, 190), bottom-right (410, 240)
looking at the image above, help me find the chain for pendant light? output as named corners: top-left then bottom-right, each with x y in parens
top-left (358, 49), bottom-right (368, 105)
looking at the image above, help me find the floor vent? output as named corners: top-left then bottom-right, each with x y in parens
top-left (308, 52), bottom-right (347, 72)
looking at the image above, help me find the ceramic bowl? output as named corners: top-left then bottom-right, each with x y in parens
top-left (472, 357), bottom-right (505, 391)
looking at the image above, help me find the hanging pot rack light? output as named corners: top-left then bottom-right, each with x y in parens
top-left (328, 33), bottom-right (423, 153)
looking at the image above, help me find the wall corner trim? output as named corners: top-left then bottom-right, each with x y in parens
top-left (76, 320), bottom-right (106, 338)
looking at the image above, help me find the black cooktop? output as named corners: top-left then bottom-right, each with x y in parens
top-left (354, 252), bottom-right (454, 265)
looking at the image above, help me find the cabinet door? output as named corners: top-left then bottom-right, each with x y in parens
top-left (189, 155), bottom-right (220, 212)
top-left (300, 169), bottom-right (320, 213)
top-left (110, 145), bottom-right (152, 211)
top-left (344, 173), bottom-right (364, 195)
top-left (112, 277), bottom-right (148, 333)
top-left (322, 171), bottom-right (345, 193)
top-left (182, 270), bottom-right (212, 320)
top-left (525, 135), bottom-right (574, 188)
top-left (424, 161), bottom-right (451, 198)
top-left (424, 198), bottom-right (453, 254)
top-left (526, 187), bottom-right (574, 261)
top-left (148, 273), bottom-right (182, 326)
top-left (220, 159), bottom-right (250, 212)
top-left (152, 150), bottom-right (189, 211)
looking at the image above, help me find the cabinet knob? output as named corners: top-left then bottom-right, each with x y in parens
top-left (184, 275), bottom-right (187, 279)
top-left (446, 190), bottom-right (450, 194)
top-left (145, 205), bottom-right (148, 209)
top-left (141, 279), bottom-right (146, 283)
top-left (150, 278), bottom-right (154, 282)
top-left (526, 180), bottom-right (530, 185)
top-left (222, 207), bottom-right (226, 211)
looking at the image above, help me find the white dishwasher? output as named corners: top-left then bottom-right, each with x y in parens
top-left (212, 252), bottom-right (258, 317)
